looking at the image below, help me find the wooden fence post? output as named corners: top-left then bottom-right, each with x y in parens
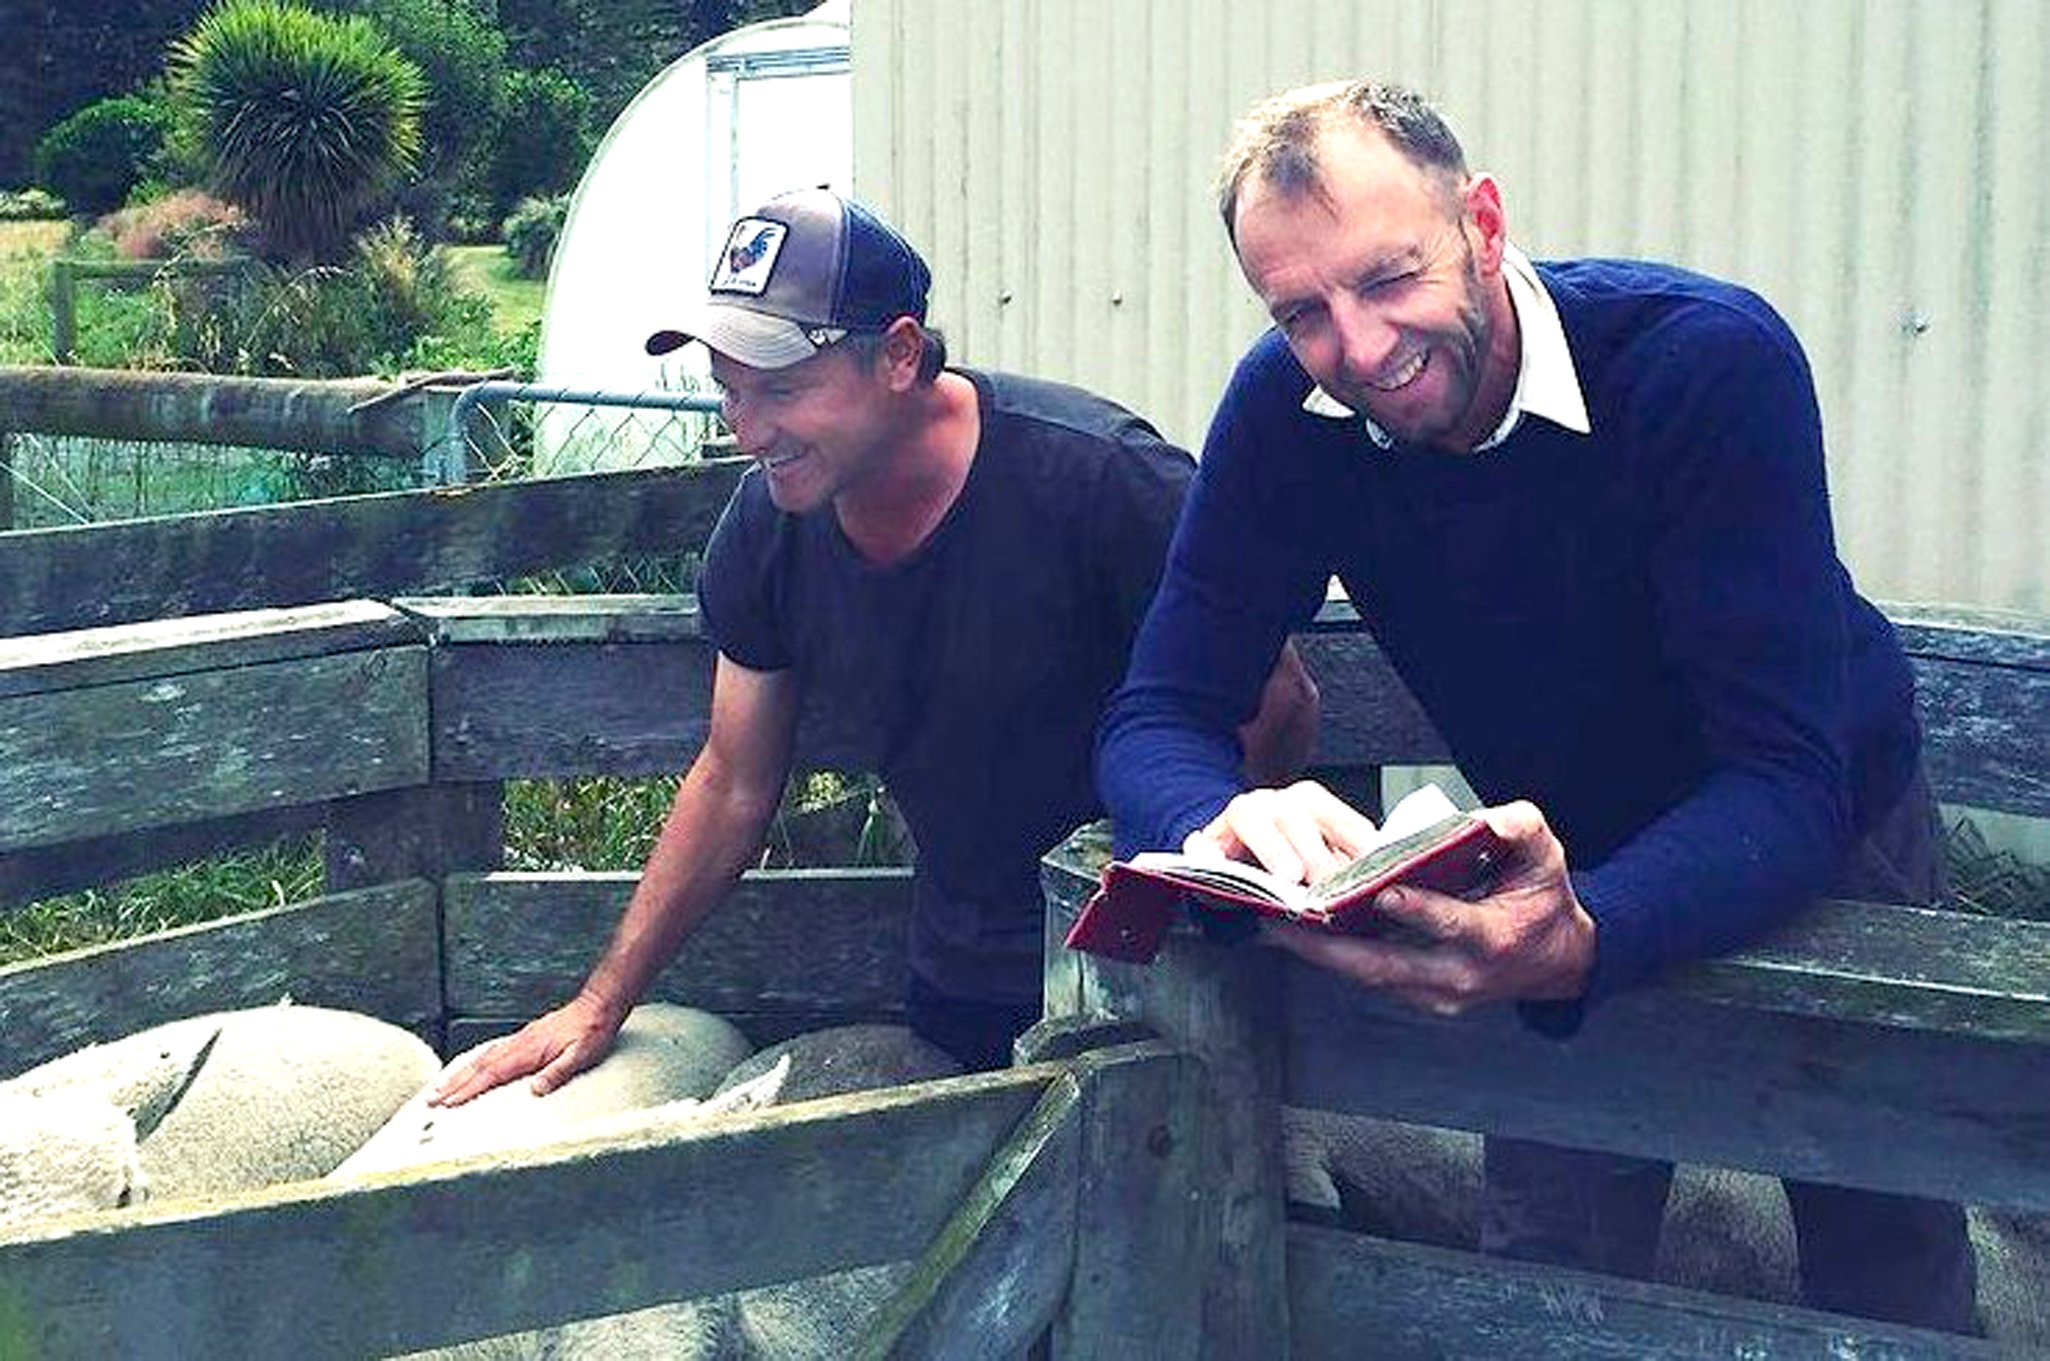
top-left (0, 429), bottom-right (13, 531)
top-left (325, 783), bottom-right (505, 894)
top-left (326, 781), bottom-right (504, 1056)
top-left (49, 259), bottom-right (76, 364)
top-left (1041, 842), bottom-right (1291, 1358)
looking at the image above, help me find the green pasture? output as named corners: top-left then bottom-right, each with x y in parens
top-left (447, 243), bottom-right (546, 336)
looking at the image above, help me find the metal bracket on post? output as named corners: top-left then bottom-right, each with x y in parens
top-left (436, 382), bottom-right (725, 486)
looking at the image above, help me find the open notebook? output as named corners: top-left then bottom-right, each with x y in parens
top-left (1064, 784), bottom-right (1505, 964)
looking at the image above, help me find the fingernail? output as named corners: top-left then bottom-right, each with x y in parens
top-left (1379, 888), bottom-right (1406, 910)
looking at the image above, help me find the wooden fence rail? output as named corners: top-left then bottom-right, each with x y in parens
top-left (0, 460), bottom-right (747, 636)
top-left (45, 261), bottom-right (250, 365)
top-left (0, 362), bottom-right (426, 457)
top-left (0, 1040), bottom-right (1207, 1360)
top-left (1, 588), bottom-right (2046, 1354)
top-left (1041, 602), bottom-right (2050, 1358)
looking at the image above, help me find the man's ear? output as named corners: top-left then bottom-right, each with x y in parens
top-left (1460, 173), bottom-right (1507, 275)
top-left (878, 316), bottom-right (925, 390)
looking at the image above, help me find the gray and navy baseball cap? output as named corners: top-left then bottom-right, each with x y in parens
top-left (645, 188), bottom-right (932, 368)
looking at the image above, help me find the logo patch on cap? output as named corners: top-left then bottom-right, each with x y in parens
top-left (710, 219), bottom-right (786, 296)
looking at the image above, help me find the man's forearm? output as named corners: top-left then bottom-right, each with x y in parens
top-left (577, 761), bottom-right (782, 1020)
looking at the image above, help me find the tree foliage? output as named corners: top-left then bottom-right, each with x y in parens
top-left (496, 0), bottom-right (809, 134)
top-left (32, 96), bottom-right (176, 216)
top-left (0, 0), bottom-right (211, 188)
top-left (490, 68), bottom-right (592, 215)
top-left (169, 0), bottom-right (427, 262)
top-left (316, 0), bottom-right (508, 229)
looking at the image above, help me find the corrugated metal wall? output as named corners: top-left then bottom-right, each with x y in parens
top-left (853, 0), bottom-right (2050, 614)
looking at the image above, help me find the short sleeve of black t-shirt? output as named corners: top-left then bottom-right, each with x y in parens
top-left (696, 369), bottom-right (1193, 1002)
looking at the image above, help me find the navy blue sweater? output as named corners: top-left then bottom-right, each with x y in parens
top-left (1096, 259), bottom-right (1917, 1000)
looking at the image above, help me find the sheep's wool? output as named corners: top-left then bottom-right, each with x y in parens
top-left (0, 1089), bottom-right (145, 1232)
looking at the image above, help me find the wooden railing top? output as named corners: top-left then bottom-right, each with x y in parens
top-left (0, 460), bottom-right (749, 638)
top-left (0, 364), bottom-right (424, 458)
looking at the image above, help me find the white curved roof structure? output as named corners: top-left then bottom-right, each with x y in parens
top-left (535, 1), bottom-right (851, 472)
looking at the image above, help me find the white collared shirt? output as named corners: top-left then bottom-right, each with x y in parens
top-left (1300, 244), bottom-right (1592, 451)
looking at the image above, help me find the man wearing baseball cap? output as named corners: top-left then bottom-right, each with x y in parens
top-left (433, 189), bottom-right (1316, 1098)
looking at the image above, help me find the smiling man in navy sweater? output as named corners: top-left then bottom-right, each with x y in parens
top-left (1096, 80), bottom-right (1977, 1331)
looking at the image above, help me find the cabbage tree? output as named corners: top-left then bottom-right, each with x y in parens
top-left (170, 0), bottom-right (425, 262)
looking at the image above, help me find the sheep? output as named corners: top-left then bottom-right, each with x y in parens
top-left (0, 1088), bottom-right (149, 1232)
top-left (134, 1003), bottom-right (442, 1199)
top-left (0, 1020), bottom-right (217, 1232)
top-left (1284, 1109), bottom-right (2050, 1345)
top-left (334, 1004), bottom-right (756, 1178)
top-left (0, 1002), bottom-right (437, 1222)
top-left (377, 1019), bottom-right (962, 1360)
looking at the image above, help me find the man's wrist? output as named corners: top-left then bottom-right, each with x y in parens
top-left (574, 982), bottom-right (634, 1029)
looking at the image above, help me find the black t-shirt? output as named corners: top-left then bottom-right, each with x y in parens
top-left (699, 369), bottom-right (1195, 1003)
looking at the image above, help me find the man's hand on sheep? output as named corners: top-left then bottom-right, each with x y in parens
top-left (429, 991), bottom-right (627, 1106)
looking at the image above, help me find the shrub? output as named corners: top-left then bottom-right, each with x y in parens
top-left (0, 188), bottom-right (69, 221)
top-left (32, 96), bottom-right (177, 217)
top-left (96, 189), bottom-right (249, 260)
top-left (408, 314), bottom-right (540, 380)
top-left (443, 191), bottom-right (500, 245)
top-left (501, 193), bottom-right (568, 280)
top-left (109, 214), bottom-right (488, 376)
top-left (169, 0), bottom-right (426, 262)
top-left (490, 67), bottom-right (592, 216)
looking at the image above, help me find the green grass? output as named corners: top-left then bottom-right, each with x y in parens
top-left (446, 242), bottom-right (545, 336)
top-left (0, 220), bottom-right (72, 364)
top-left (0, 837), bottom-right (324, 967)
top-left (0, 219), bottom-right (70, 259)
top-left (0, 772), bottom-right (908, 968)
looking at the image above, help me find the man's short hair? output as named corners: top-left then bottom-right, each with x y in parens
top-left (1215, 80), bottom-right (1468, 242)
top-left (840, 321), bottom-right (949, 385)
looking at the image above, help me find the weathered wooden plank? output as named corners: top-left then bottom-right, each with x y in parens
top-left (442, 869), bottom-right (913, 1018)
top-left (1054, 1042), bottom-right (1209, 1359)
top-left (0, 646), bottom-right (429, 852)
top-left (856, 1069), bottom-right (1081, 1358)
top-left (1680, 898), bottom-right (2050, 1042)
top-left (0, 431), bottom-right (14, 532)
top-left (1043, 857), bottom-right (1290, 1360)
top-left (428, 627), bottom-right (875, 780)
top-left (1286, 1223), bottom-right (1995, 1360)
top-left (1890, 602), bottom-right (2050, 668)
top-left (1911, 652), bottom-right (2050, 816)
top-left (1043, 831), bottom-right (2050, 1210)
top-left (1295, 629), bottom-right (1450, 768)
top-left (429, 634), bottom-right (718, 779)
top-left (0, 600), bottom-right (420, 699)
top-left (1282, 964), bottom-right (2050, 1213)
top-left (0, 804), bottom-right (326, 911)
top-left (393, 592), bottom-right (707, 645)
top-left (0, 460), bottom-right (748, 637)
top-left (0, 1065), bottom-right (1056, 1358)
top-left (0, 881), bottom-right (439, 1075)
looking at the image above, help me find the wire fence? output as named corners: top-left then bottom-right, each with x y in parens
top-left (438, 381), bottom-right (727, 485)
top-left (1, 435), bottom-right (424, 529)
top-left (1, 380), bottom-right (731, 545)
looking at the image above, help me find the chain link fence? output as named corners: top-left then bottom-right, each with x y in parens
top-left (438, 380), bottom-right (726, 483)
top-left (440, 382), bottom-right (729, 595)
top-left (0, 434), bottom-right (424, 529)
top-left (2, 381), bottom-right (732, 599)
